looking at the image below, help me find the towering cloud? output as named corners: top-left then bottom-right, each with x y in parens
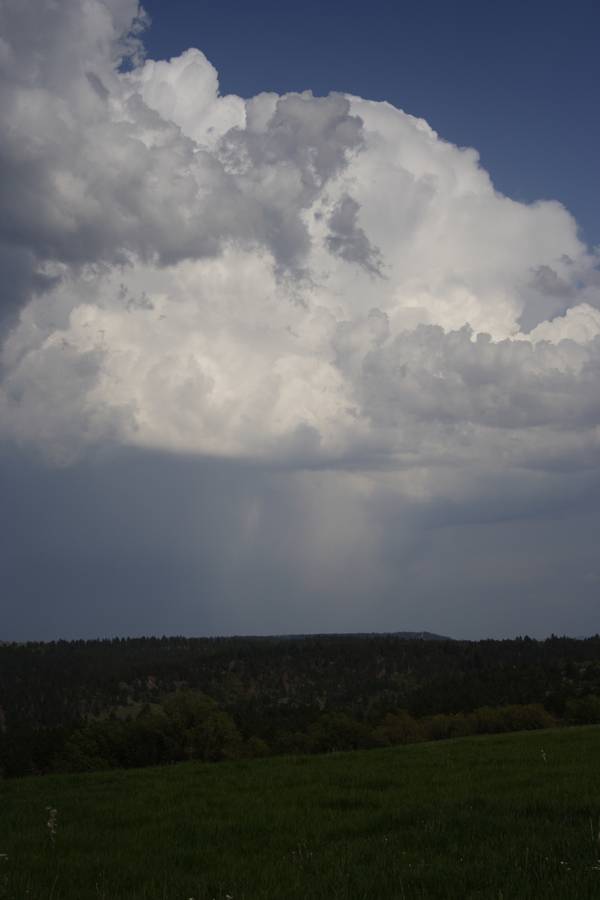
top-left (1, 0), bottom-right (600, 638)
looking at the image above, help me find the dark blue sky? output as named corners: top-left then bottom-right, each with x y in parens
top-left (143, 0), bottom-right (600, 247)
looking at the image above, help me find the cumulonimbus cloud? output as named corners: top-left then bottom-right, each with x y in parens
top-left (1, 0), bottom-right (600, 496)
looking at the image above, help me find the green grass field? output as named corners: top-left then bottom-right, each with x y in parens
top-left (2, 726), bottom-right (600, 899)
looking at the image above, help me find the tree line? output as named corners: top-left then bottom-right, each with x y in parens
top-left (1, 634), bottom-right (600, 777)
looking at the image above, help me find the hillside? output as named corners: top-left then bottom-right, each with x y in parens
top-left (3, 634), bottom-right (600, 777)
top-left (3, 634), bottom-right (600, 733)
top-left (2, 726), bottom-right (600, 898)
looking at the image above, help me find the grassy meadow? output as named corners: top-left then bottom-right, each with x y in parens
top-left (2, 725), bottom-right (600, 899)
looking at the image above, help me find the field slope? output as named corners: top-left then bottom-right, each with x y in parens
top-left (2, 726), bottom-right (600, 899)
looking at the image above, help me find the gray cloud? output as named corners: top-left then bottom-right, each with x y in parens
top-left (217, 92), bottom-right (365, 270)
top-left (0, 6), bottom-right (365, 325)
top-left (326, 194), bottom-right (383, 275)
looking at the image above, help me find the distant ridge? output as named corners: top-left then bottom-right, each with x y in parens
top-left (249, 630), bottom-right (453, 641)
top-left (0, 631), bottom-right (454, 645)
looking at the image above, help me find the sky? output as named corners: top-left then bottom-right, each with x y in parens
top-left (142, 0), bottom-right (600, 249)
top-left (1, 0), bottom-right (599, 641)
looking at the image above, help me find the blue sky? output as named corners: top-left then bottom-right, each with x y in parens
top-left (143, 0), bottom-right (600, 247)
top-left (2, 0), bottom-right (600, 641)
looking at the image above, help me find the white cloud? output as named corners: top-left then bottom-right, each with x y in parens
top-left (124, 48), bottom-right (246, 148)
top-left (1, 0), bottom-right (600, 512)
top-left (526, 303), bottom-right (600, 344)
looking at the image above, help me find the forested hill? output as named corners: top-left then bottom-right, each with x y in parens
top-left (2, 633), bottom-right (600, 737)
